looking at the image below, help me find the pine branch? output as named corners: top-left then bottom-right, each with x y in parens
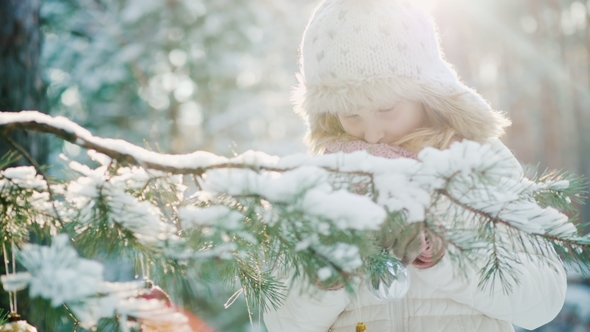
top-left (0, 112), bottom-right (376, 179)
top-left (0, 151), bottom-right (21, 169)
top-left (535, 169), bottom-right (587, 213)
top-left (478, 223), bottom-right (521, 294)
top-left (1, 131), bottom-right (66, 229)
top-left (3, 110), bottom-right (590, 329)
top-left (438, 187), bottom-right (590, 251)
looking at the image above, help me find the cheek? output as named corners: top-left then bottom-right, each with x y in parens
top-left (385, 118), bottom-right (411, 136)
top-left (406, 112), bottom-right (425, 130)
top-left (341, 122), bottom-right (362, 137)
top-left (395, 106), bottom-right (425, 133)
top-left (382, 111), bottom-right (424, 137)
top-left (338, 118), bottom-right (362, 136)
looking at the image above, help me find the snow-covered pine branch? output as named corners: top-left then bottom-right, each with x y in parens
top-left (0, 111), bottom-right (382, 175)
top-left (0, 110), bottom-right (588, 330)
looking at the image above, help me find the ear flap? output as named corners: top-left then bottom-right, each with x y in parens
top-left (294, 74), bottom-right (511, 143)
top-left (420, 83), bottom-right (511, 142)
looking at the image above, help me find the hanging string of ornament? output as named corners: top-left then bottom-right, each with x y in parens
top-left (328, 258), bottom-right (411, 332)
top-left (0, 242), bottom-right (37, 332)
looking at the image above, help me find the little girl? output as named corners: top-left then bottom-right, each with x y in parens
top-left (264, 0), bottom-right (567, 331)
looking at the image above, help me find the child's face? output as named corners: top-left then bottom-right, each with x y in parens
top-left (337, 99), bottom-right (426, 144)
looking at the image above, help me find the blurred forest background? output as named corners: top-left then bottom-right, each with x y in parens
top-left (1, 0), bottom-right (590, 331)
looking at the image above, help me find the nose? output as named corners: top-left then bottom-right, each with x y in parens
top-left (363, 124), bottom-right (384, 144)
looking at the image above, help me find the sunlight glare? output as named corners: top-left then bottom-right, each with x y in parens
top-left (412, 0), bottom-right (438, 12)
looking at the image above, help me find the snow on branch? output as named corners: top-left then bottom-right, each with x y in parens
top-left (0, 111), bottom-right (382, 175)
top-left (1, 110), bottom-right (589, 329)
top-left (1, 234), bottom-right (190, 329)
top-left (1, 111), bottom-right (587, 258)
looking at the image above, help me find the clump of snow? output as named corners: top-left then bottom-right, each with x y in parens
top-left (65, 157), bottom-right (175, 244)
top-left (201, 166), bottom-right (328, 202)
top-left (68, 295), bottom-right (119, 329)
top-left (67, 281), bottom-right (156, 329)
top-left (1, 272), bottom-right (33, 292)
top-left (11, 234), bottom-right (104, 307)
top-left (202, 166), bottom-right (386, 230)
top-left (179, 205), bottom-right (244, 230)
top-left (416, 140), bottom-right (516, 195)
top-left (114, 166), bottom-right (169, 190)
top-left (0, 166), bottom-right (65, 228)
top-left (546, 180), bottom-right (570, 190)
top-left (317, 267), bottom-right (333, 281)
top-left (168, 242), bottom-right (238, 260)
top-left (301, 186), bottom-right (385, 230)
top-left (254, 199), bottom-right (278, 226)
top-left (1, 166), bottom-right (47, 190)
top-left (87, 149), bottom-right (112, 166)
top-left (374, 173), bottom-right (430, 223)
top-left (314, 243), bottom-right (362, 272)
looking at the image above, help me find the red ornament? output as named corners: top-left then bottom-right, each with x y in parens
top-left (137, 285), bottom-right (216, 332)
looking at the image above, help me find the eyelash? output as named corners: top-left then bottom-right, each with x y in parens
top-left (344, 107), bottom-right (395, 119)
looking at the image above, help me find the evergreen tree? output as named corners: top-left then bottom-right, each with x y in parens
top-left (40, 0), bottom-right (314, 157)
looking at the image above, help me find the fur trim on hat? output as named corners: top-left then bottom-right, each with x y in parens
top-left (293, 74), bottom-right (511, 142)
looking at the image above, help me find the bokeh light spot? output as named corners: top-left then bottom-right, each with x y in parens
top-left (169, 49), bottom-right (188, 67)
top-left (520, 16), bottom-right (538, 34)
top-left (61, 86), bottom-right (80, 106)
top-left (179, 101), bottom-right (203, 126)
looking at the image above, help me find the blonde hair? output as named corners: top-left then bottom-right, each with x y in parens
top-left (304, 91), bottom-right (511, 155)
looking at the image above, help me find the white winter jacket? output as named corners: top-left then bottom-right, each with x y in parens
top-left (264, 139), bottom-right (567, 332)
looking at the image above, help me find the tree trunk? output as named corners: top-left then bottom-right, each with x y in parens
top-left (0, 0), bottom-right (48, 166)
top-left (0, 1), bottom-right (48, 326)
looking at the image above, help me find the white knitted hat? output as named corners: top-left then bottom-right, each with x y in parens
top-left (295, 0), bottom-right (509, 139)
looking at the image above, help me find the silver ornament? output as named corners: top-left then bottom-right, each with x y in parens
top-left (366, 260), bottom-right (410, 302)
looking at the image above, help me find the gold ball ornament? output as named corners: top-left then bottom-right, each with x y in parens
top-left (0, 314), bottom-right (37, 332)
top-left (0, 322), bottom-right (37, 332)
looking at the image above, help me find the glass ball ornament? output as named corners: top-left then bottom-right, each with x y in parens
top-left (366, 260), bottom-right (410, 302)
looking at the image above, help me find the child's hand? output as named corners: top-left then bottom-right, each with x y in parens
top-left (386, 223), bottom-right (446, 268)
top-left (413, 230), bottom-right (446, 268)
top-left (324, 138), bottom-right (445, 268)
top-left (388, 223), bottom-right (424, 266)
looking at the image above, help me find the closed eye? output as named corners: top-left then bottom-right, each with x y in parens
top-left (345, 113), bottom-right (359, 118)
top-left (379, 107), bottom-right (396, 113)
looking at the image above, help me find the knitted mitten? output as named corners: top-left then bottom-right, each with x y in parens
top-left (412, 231), bottom-right (446, 269)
